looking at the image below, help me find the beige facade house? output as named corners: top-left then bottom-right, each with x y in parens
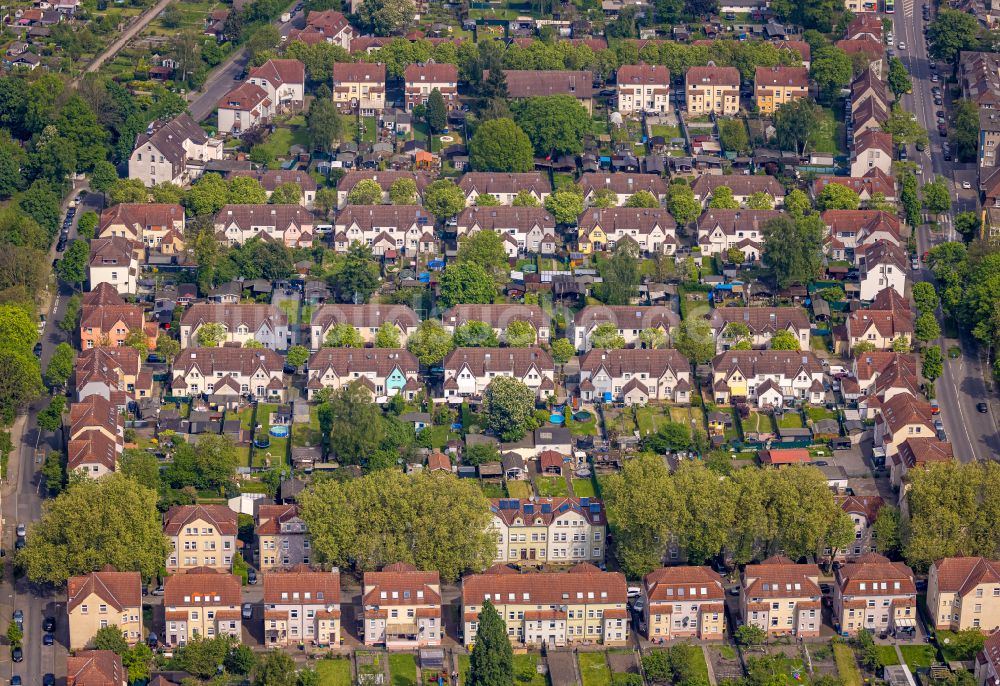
top-left (834, 495), bottom-right (885, 560)
top-left (88, 237), bottom-right (141, 295)
top-left (928, 557), bottom-right (1000, 631)
top-left (256, 504), bottom-right (311, 572)
top-left (164, 504), bottom-right (238, 573)
top-left (975, 630), bottom-right (1000, 686)
top-left (404, 62), bottom-right (458, 112)
top-left (441, 347), bottom-right (555, 402)
top-left (686, 64), bottom-right (740, 115)
top-left (643, 566), bottom-right (726, 641)
top-left (740, 556), bottom-right (822, 637)
top-left (67, 568), bottom-right (143, 650)
top-left (488, 497), bottom-right (607, 565)
top-left (833, 553), bottom-right (917, 636)
top-left (179, 303), bottom-right (290, 350)
top-left (263, 566), bottom-right (341, 647)
top-left (462, 563), bottom-right (629, 648)
top-left (170, 347), bottom-right (286, 403)
top-left (332, 62), bottom-right (386, 115)
top-left (576, 207), bottom-right (678, 255)
top-left (577, 348), bottom-right (691, 405)
top-left (309, 304), bottom-right (421, 350)
top-left (754, 66), bottom-right (809, 114)
top-left (127, 114), bottom-right (223, 187)
top-left (696, 208), bottom-right (781, 261)
top-left (616, 63), bottom-right (670, 115)
top-left (455, 206), bottom-right (557, 257)
top-left (362, 562), bottom-right (443, 649)
top-left (163, 568), bottom-right (242, 646)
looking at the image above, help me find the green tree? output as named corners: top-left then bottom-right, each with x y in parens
top-left (816, 183), bottom-right (861, 211)
top-left (457, 230), bottom-right (510, 281)
top-left (915, 312), bottom-right (941, 343)
top-left (18, 473), bottom-right (170, 584)
top-left (514, 95), bottom-right (592, 157)
top-left (954, 100), bottom-right (980, 163)
top-left (624, 190), bottom-right (660, 208)
top-left (77, 211), bottom-right (98, 239)
top-left (321, 381), bottom-right (383, 463)
top-left (954, 211), bottom-right (981, 240)
top-left (120, 448), bottom-right (161, 492)
top-left (887, 57), bottom-right (912, 99)
top-left (324, 323), bottom-right (364, 348)
top-left (551, 338), bottom-right (575, 364)
top-left (0, 347), bottom-right (43, 424)
top-left (407, 319), bottom-right (454, 366)
top-left (305, 97), bottom-right (343, 153)
top-left (590, 188), bottom-right (619, 209)
top-left (315, 187), bottom-right (338, 217)
top-left (426, 88), bottom-right (447, 133)
top-left (175, 636), bottom-right (234, 679)
top-left (468, 599), bottom-right (514, 686)
top-left (439, 262), bottom-right (496, 308)
top-left (770, 330), bottom-right (800, 350)
top-left (718, 118), bottom-right (751, 155)
top-left (676, 315), bottom-right (715, 365)
top-left (163, 435), bottom-right (239, 492)
top-left (923, 345), bottom-right (943, 381)
top-left (774, 98), bottom-right (821, 154)
top-left (44, 342), bottom-right (75, 388)
top-left (483, 376), bottom-right (536, 441)
top-left (55, 240), bottom-right (89, 290)
top-left (89, 160), bottom-right (119, 198)
top-left (784, 188), bottom-right (811, 218)
top-left (810, 45), bottom-right (852, 100)
top-left (389, 178), bottom-right (418, 205)
top-left (37, 396), bottom-right (66, 433)
top-left (0, 305), bottom-right (37, 353)
top-left (923, 176), bottom-right (952, 214)
top-left (735, 624), bottom-right (767, 647)
top-left (470, 118), bottom-right (535, 172)
top-left (892, 336), bottom-right (911, 353)
top-left (667, 184), bottom-right (701, 227)
top-left (347, 179), bottom-right (383, 205)
top-left (269, 183), bottom-right (301, 205)
top-left (762, 214), bottom-right (824, 288)
top-left (186, 173), bottom-right (229, 216)
top-left (373, 323), bottom-right (401, 348)
top-left (708, 186), bottom-right (739, 210)
top-left (746, 192), bottom-right (774, 210)
top-left (6, 620), bottom-right (21, 648)
top-left (124, 643), bottom-right (153, 683)
top-left (196, 322), bottom-right (227, 347)
top-left (544, 189), bottom-right (585, 225)
top-left (475, 193), bottom-right (501, 207)
top-left (505, 320), bottom-right (536, 347)
top-left (423, 179), bottom-right (466, 219)
top-left (286, 345), bottom-right (309, 369)
top-left (253, 650), bottom-right (296, 686)
top-left (512, 190), bottom-right (540, 207)
top-left (93, 625), bottom-right (129, 653)
top-left (151, 182), bottom-right (185, 204)
top-left (590, 323), bottom-right (626, 349)
top-left (928, 9), bottom-right (980, 62)
top-left (329, 242), bottom-right (380, 304)
top-left (885, 105), bottom-right (930, 148)
top-left (872, 504), bottom-right (901, 558)
top-left (228, 176), bottom-right (268, 204)
top-left (454, 320), bottom-right (500, 347)
top-left (224, 643), bottom-right (257, 676)
top-left (156, 336), bottom-right (181, 364)
top-left (604, 454), bottom-right (678, 576)
top-left (912, 282), bottom-right (940, 315)
top-left (108, 178), bottom-right (148, 205)
top-left (356, 0), bottom-right (414, 35)
top-left (299, 469), bottom-right (495, 579)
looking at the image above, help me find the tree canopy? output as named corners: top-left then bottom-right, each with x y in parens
top-left (469, 118), bottom-right (535, 172)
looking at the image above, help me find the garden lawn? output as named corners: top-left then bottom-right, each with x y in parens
top-left (650, 124), bottom-right (681, 139)
top-left (635, 406), bottom-right (665, 436)
top-left (808, 107), bottom-right (846, 155)
top-left (536, 476), bottom-right (568, 497)
top-left (361, 116), bottom-right (377, 144)
top-left (512, 654), bottom-right (548, 686)
top-left (578, 653), bottom-right (611, 686)
top-left (900, 645), bottom-right (937, 669)
top-left (568, 413), bottom-right (598, 436)
top-left (876, 645), bottom-right (901, 666)
top-left (777, 412), bottom-right (804, 429)
top-left (572, 477), bottom-right (597, 498)
top-left (315, 658), bottom-right (352, 686)
top-left (689, 406), bottom-right (707, 432)
top-left (806, 407), bottom-right (839, 422)
top-left (389, 653), bottom-right (418, 686)
top-left (254, 127), bottom-right (293, 161)
top-left (608, 409), bottom-right (637, 435)
top-left (741, 412), bottom-right (770, 435)
top-left (669, 406), bottom-right (691, 424)
top-left (480, 482), bottom-right (506, 498)
top-left (256, 403), bottom-right (289, 468)
top-left (506, 480), bottom-right (532, 499)
top-left (833, 643), bottom-right (862, 686)
top-left (458, 655), bottom-right (470, 685)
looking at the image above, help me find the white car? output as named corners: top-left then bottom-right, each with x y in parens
top-left (898, 42), bottom-right (907, 49)
top-left (963, 181), bottom-right (972, 189)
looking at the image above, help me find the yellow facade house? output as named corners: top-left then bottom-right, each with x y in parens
top-left (754, 66), bottom-right (809, 114)
top-left (164, 504), bottom-right (238, 573)
top-left (67, 568), bottom-right (143, 651)
top-left (928, 557), bottom-right (1000, 631)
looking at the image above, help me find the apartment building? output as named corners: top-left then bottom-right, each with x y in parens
top-left (741, 556), bottom-right (822, 637)
top-left (79, 283), bottom-right (157, 351)
top-left (711, 350), bottom-right (826, 407)
top-left (441, 304), bottom-right (550, 344)
top-left (163, 568), bottom-right (242, 646)
top-left (489, 497), bottom-right (607, 565)
top-left (179, 303), bottom-right (289, 350)
top-left (874, 393), bottom-right (937, 463)
top-left (833, 553), bottom-right (916, 636)
top-left (263, 566), bottom-right (341, 647)
top-left (928, 557), bottom-right (1000, 631)
top-left (441, 347), bottom-right (555, 401)
top-left (88, 237), bottom-right (141, 294)
top-left (577, 348), bottom-right (691, 404)
top-left (859, 240), bottom-right (908, 301)
top-left (305, 348), bottom-right (421, 401)
top-left (362, 562), bottom-right (442, 649)
top-left (643, 566), bottom-right (726, 641)
top-left (98, 203), bottom-right (185, 252)
top-left (217, 82), bottom-right (273, 135)
top-left (571, 305), bottom-right (678, 352)
top-left (576, 207), bottom-right (677, 255)
top-left (164, 504), bottom-right (238, 573)
top-left (686, 65), bottom-right (740, 115)
top-left (502, 70), bottom-right (595, 113)
top-left (256, 504), bottom-right (311, 571)
top-left (308, 304), bottom-right (420, 350)
top-left (67, 568), bottom-right (142, 650)
top-left (462, 564), bottom-right (628, 648)
top-left (247, 58), bottom-right (305, 112)
top-left (616, 63), bottom-right (670, 115)
top-left (754, 66), bottom-right (809, 113)
top-left (707, 307), bottom-right (812, 352)
top-left (128, 114), bottom-right (223, 187)
top-left (834, 495), bottom-right (885, 560)
top-left (850, 129), bottom-right (894, 177)
top-left (332, 62), bottom-right (386, 115)
top-left (170, 347), bottom-right (286, 402)
top-left (403, 62), bottom-right (458, 112)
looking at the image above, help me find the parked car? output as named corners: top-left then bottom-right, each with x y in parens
top-left (151, 585), bottom-right (164, 596)
top-left (10, 675), bottom-right (20, 685)
top-left (978, 402), bottom-right (989, 413)
top-left (42, 617), bottom-right (55, 632)
top-left (247, 569), bottom-right (257, 585)
top-left (43, 675), bottom-right (55, 686)
top-left (242, 603), bottom-right (254, 620)
top-left (627, 586), bottom-right (642, 598)
top-left (12, 609), bottom-right (22, 628)
top-left (43, 632), bottom-right (54, 646)
top-left (12, 646), bottom-right (23, 662)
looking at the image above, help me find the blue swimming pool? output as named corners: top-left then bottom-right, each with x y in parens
top-left (269, 425), bottom-right (290, 437)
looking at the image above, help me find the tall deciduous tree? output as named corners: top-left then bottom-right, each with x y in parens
top-left (407, 319), bottom-right (454, 366)
top-left (483, 376), bottom-right (535, 441)
top-left (19, 474), bottom-right (171, 584)
top-left (356, 0), bottom-right (415, 35)
top-left (469, 599), bottom-right (514, 686)
top-left (439, 262), bottom-right (496, 308)
top-left (373, 322), bottom-right (401, 348)
top-left (544, 189), bottom-right (585, 225)
top-left (667, 183), bottom-right (701, 227)
top-left (320, 381), bottom-right (383, 463)
top-left (457, 231), bottom-right (510, 281)
top-left (0, 347), bottom-right (43, 424)
top-left (762, 214), bottom-right (824, 287)
top-left (816, 183), bottom-right (861, 211)
top-left (774, 98), bottom-right (821, 154)
top-left (514, 95), bottom-right (592, 157)
top-left (423, 180), bottom-right (466, 219)
top-left (426, 89), bottom-right (447, 133)
top-left (44, 343), bottom-right (75, 388)
top-left (348, 179), bottom-right (383, 205)
top-left (453, 321), bottom-right (500, 348)
top-left (469, 118), bottom-right (534, 173)
top-left (595, 240), bottom-right (640, 305)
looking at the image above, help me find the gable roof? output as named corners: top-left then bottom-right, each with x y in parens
top-left (490, 497), bottom-right (606, 526)
top-left (463, 564), bottom-right (626, 605)
top-left (163, 504), bottom-right (238, 536)
top-left (814, 169), bottom-right (895, 199)
top-left (173, 347), bottom-right (284, 376)
top-left (897, 437), bottom-right (954, 467)
top-left (458, 172), bottom-right (551, 196)
top-left (691, 174), bottom-right (785, 199)
top-left (310, 303), bottom-right (420, 331)
top-left (836, 553), bottom-right (915, 595)
top-left (442, 347), bottom-right (554, 375)
top-left (575, 305), bottom-right (678, 332)
top-left (707, 306), bottom-right (810, 335)
top-left (686, 65), bottom-right (740, 86)
top-left (163, 567), bottom-right (241, 606)
top-left (263, 565), bottom-right (341, 604)
top-left (333, 61), bottom-right (386, 83)
top-left (133, 114), bottom-right (210, 177)
top-left (67, 568), bottom-right (142, 613)
top-left (336, 204), bottom-right (435, 229)
top-left (644, 566), bottom-right (725, 602)
top-left (338, 170), bottom-right (434, 195)
top-left (500, 69), bottom-right (594, 99)
top-left (755, 65), bottom-right (809, 88)
top-left (218, 82), bottom-right (269, 111)
top-left (743, 556), bottom-right (822, 597)
top-left (442, 304), bottom-right (549, 331)
top-left (229, 169), bottom-right (318, 192)
top-left (579, 348), bottom-right (688, 379)
top-left (180, 303), bottom-right (288, 333)
top-left (67, 650), bottom-right (124, 686)
top-left (852, 129), bottom-right (893, 158)
top-left (617, 63), bottom-right (670, 85)
top-left (307, 347), bottom-right (419, 377)
top-left (877, 394), bottom-right (935, 434)
top-left (837, 494), bottom-right (884, 521)
top-left (456, 206), bottom-right (555, 232)
top-left (932, 557), bottom-right (1000, 595)
top-left (363, 562), bottom-right (440, 605)
top-left (697, 208), bottom-right (782, 236)
top-left (403, 62), bottom-right (457, 83)
top-left (578, 207), bottom-right (677, 234)
top-left (248, 58), bottom-right (305, 87)
top-left (99, 203), bottom-right (184, 235)
top-left (579, 172), bottom-right (669, 197)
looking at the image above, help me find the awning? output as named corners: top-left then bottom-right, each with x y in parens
top-left (894, 618), bottom-right (916, 628)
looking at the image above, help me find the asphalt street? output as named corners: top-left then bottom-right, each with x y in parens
top-left (895, 2), bottom-right (1000, 461)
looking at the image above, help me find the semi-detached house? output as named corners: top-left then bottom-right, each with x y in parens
top-left (335, 171), bottom-right (433, 209)
top-left (362, 562), bottom-right (442, 649)
top-left (462, 564), bottom-right (628, 648)
top-left (229, 170), bottom-right (317, 209)
top-left (97, 203), bottom-right (185, 252)
top-left (691, 175), bottom-right (786, 208)
top-left (217, 82), bottom-right (273, 135)
top-left (67, 394), bottom-right (123, 478)
top-left (578, 173), bottom-right (669, 206)
top-left (88, 237), bottom-right (141, 294)
top-left (442, 304), bottom-right (550, 344)
top-left (79, 283), bottom-right (157, 350)
top-left (576, 207), bottom-right (677, 255)
top-left (305, 348), bottom-right (422, 401)
top-left (458, 172), bottom-right (552, 207)
top-left (263, 566), bottom-right (341, 647)
top-left (741, 556), bottom-right (822, 637)
top-left (833, 553), bottom-right (917, 636)
top-left (711, 350), bottom-right (826, 407)
top-left (578, 348), bottom-right (691, 404)
top-left (163, 568), bottom-right (242, 646)
top-left (501, 70), bottom-right (595, 113)
top-left (333, 205), bottom-right (436, 256)
top-left (179, 303), bottom-right (290, 350)
top-left (308, 304), bottom-right (421, 350)
top-left (170, 347), bottom-right (286, 402)
top-left (441, 347), bottom-right (555, 402)
top-left (455, 206), bottom-right (557, 257)
top-left (73, 347), bottom-right (152, 408)
top-left (643, 566), bottom-right (726, 641)
top-left (707, 306), bottom-right (812, 352)
top-left (247, 58), bottom-right (305, 112)
top-left (685, 65), bottom-right (740, 115)
top-left (571, 305), bottom-right (679, 351)
top-left (213, 204), bottom-right (314, 247)
top-left (332, 62), bottom-right (386, 115)
top-left (488, 497), bottom-right (607, 566)
top-left (696, 209), bottom-right (782, 261)
top-left (616, 63), bottom-right (670, 115)
top-left (403, 62), bottom-right (458, 112)
top-left (256, 505), bottom-right (311, 572)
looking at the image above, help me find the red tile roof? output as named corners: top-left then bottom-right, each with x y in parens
top-left (164, 568), bottom-right (241, 606)
top-left (68, 568), bottom-right (142, 613)
top-left (163, 504), bottom-right (238, 536)
top-left (263, 565), bottom-right (340, 605)
top-left (463, 563), bottom-right (626, 606)
top-left (67, 650), bottom-right (124, 686)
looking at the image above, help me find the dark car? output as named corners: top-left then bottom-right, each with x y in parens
top-left (14, 537), bottom-right (24, 550)
top-left (147, 632), bottom-right (158, 649)
top-left (978, 402), bottom-right (989, 413)
top-left (43, 675), bottom-right (55, 686)
top-left (939, 128), bottom-right (948, 137)
top-left (42, 617), bottom-right (55, 632)
top-left (56, 238), bottom-right (67, 252)
top-left (43, 633), bottom-right (54, 646)
top-left (12, 646), bottom-right (23, 662)
top-left (10, 676), bottom-right (20, 685)
top-left (33, 342), bottom-right (42, 356)
top-left (247, 569), bottom-right (257, 585)
top-left (944, 151), bottom-right (953, 160)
